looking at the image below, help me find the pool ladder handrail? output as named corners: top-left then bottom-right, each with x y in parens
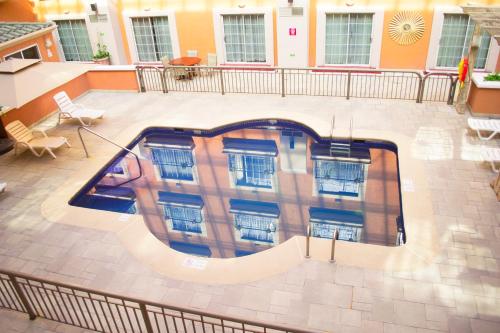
top-left (329, 115), bottom-right (352, 158)
top-left (77, 126), bottom-right (143, 188)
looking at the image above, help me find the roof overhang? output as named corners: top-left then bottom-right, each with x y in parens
top-left (0, 25), bottom-right (56, 52)
top-left (461, 5), bottom-right (500, 44)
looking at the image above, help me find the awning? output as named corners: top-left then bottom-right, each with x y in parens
top-left (143, 135), bottom-right (195, 149)
top-left (157, 191), bottom-right (204, 208)
top-left (229, 199), bottom-right (280, 217)
top-left (309, 207), bottom-right (364, 226)
top-left (93, 185), bottom-right (136, 200)
top-left (310, 143), bottom-right (371, 164)
top-left (170, 241), bottom-right (212, 257)
top-left (76, 195), bottom-right (136, 214)
top-left (222, 138), bottom-right (278, 156)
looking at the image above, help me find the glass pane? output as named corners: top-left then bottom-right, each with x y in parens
top-left (223, 14), bottom-right (265, 63)
top-left (325, 13), bottom-right (372, 65)
top-left (55, 19), bottom-right (93, 61)
top-left (437, 14), bottom-right (470, 67)
top-left (21, 46), bottom-right (40, 59)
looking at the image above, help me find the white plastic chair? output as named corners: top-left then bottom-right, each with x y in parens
top-left (481, 147), bottom-right (500, 173)
top-left (53, 91), bottom-right (105, 126)
top-left (5, 120), bottom-right (71, 159)
top-left (206, 53), bottom-right (217, 76)
top-left (468, 117), bottom-right (500, 141)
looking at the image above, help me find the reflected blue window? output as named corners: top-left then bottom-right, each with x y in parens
top-left (314, 160), bottom-right (365, 196)
top-left (230, 199), bottom-right (279, 243)
top-left (309, 207), bottom-right (364, 242)
top-left (163, 206), bottom-right (203, 233)
top-left (228, 154), bottom-right (274, 188)
top-left (223, 138), bottom-right (278, 189)
top-left (106, 159), bottom-right (126, 176)
top-left (151, 148), bottom-right (194, 181)
top-left (158, 192), bottom-right (204, 234)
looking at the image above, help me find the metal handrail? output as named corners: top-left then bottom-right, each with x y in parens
top-left (77, 126), bottom-right (143, 187)
top-left (0, 268), bottom-right (314, 333)
top-left (420, 72), bottom-right (459, 104)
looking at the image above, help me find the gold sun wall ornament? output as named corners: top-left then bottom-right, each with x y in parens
top-left (388, 11), bottom-right (425, 45)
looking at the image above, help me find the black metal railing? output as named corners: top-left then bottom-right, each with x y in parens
top-left (0, 269), bottom-right (314, 333)
top-left (136, 65), bottom-right (458, 104)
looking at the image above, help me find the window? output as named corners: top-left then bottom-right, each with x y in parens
top-left (223, 138), bottom-right (278, 189)
top-left (223, 14), bottom-right (266, 63)
top-left (158, 192), bottom-right (204, 234)
top-left (325, 13), bottom-right (373, 65)
top-left (314, 160), bottom-right (365, 197)
top-left (309, 207), bottom-right (364, 242)
top-left (5, 45), bottom-right (41, 60)
top-left (228, 154), bottom-right (274, 188)
top-left (131, 16), bottom-right (174, 62)
top-left (437, 14), bottom-right (491, 68)
top-left (230, 199), bottom-right (279, 244)
top-left (316, 7), bottom-right (383, 67)
top-left (214, 8), bottom-right (273, 65)
top-left (164, 206), bottom-right (203, 233)
top-left (54, 19), bottom-right (93, 61)
top-left (151, 148), bottom-right (194, 181)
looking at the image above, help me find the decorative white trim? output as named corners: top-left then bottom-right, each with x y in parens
top-left (122, 9), bottom-right (180, 64)
top-left (3, 43), bottom-right (41, 61)
top-left (426, 6), bottom-right (500, 71)
top-left (213, 7), bottom-right (274, 65)
top-left (315, 5), bottom-right (384, 68)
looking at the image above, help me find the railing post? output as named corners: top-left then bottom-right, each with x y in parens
top-left (161, 68), bottom-right (168, 94)
top-left (8, 274), bottom-right (36, 320)
top-left (280, 68), bottom-right (285, 97)
top-left (329, 229), bottom-right (339, 263)
top-left (416, 75), bottom-right (424, 103)
top-left (305, 224), bottom-right (311, 258)
top-left (448, 78), bottom-right (457, 105)
top-left (346, 71), bottom-right (351, 100)
top-left (137, 68), bottom-right (146, 93)
top-left (219, 68), bottom-right (225, 95)
top-left (139, 303), bottom-right (154, 333)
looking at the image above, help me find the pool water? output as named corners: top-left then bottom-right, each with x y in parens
top-left (71, 120), bottom-right (405, 258)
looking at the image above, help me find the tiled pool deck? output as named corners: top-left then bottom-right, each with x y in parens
top-left (0, 91), bottom-right (499, 332)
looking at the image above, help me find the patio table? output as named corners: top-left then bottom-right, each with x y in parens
top-left (168, 57), bottom-right (201, 80)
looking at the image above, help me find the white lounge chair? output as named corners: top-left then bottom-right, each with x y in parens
top-left (53, 91), bottom-right (105, 126)
top-left (481, 147), bottom-right (500, 173)
top-left (5, 120), bottom-right (71, 159)
top-left (468, 117), bottom-right (500, 141)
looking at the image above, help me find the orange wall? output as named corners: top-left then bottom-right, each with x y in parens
top-left (468, 81), bottom-right (500, 116)
top-left (0, 33), bottom-right (60, 62)
top-left (0, 0), bottom-right (37, 22)
top-left (1, 70), bottom-right (138, 128)
top-left (87, 70), bottom-right (139, 91)
top-left (379, 9), bottom-right (435, 69)
top-left (23, 0), bottom-right (500, 69)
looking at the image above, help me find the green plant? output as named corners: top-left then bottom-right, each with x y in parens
top-left (93, 32), bottom-right (110, 60)
top-left (484, 72), bottom-right (500, 81)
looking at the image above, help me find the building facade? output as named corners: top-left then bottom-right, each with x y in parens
top-left (1, 0), bottom-right (499, 71)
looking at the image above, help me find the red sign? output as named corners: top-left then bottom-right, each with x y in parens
top-left (289, 28), bottom-right (296, 36)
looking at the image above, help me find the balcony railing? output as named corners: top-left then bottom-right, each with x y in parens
top-left (136, 65), bottom-right (458, 104)
top-left (0, 269), bottom-right (313, 333)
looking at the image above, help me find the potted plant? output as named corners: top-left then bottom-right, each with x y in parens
top-left (93, 32), bottom-right (110, 65)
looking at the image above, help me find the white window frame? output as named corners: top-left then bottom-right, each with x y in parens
top-left (316, 5), bottom-right (384, 68)
top-left (3, 44), bottom-right (41, 61)
top-left (426, 6), bottom-right (500, 71)
top-left (45, 13), bottom-right (95, 63)
top-left (122, 9), bottom-right (180, 64)
top-left (213, 7), bottom-right (274, 65)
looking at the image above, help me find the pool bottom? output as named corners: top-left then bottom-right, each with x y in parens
top-left (70, 120), bottom-right (404, 259)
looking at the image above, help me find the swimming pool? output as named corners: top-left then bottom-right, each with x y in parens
top-left (70, 120), bottom-right (405, 258)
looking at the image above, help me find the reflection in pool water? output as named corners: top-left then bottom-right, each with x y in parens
top-left (71, 121), bottom-right (404, 258)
